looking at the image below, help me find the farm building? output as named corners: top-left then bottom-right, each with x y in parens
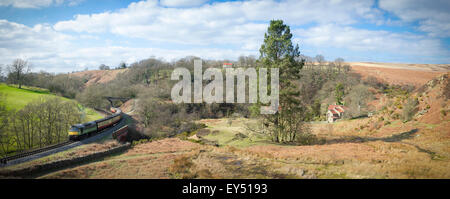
top-left (223, 63), bottom-right (233, 68)
top-left (327, 104), bottom-right (347, 123)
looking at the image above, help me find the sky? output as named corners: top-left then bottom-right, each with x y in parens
top-left (0, 0), bottom-right (449, 73)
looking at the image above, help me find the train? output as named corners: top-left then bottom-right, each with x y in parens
top-left (68, 108), bottom-right (122, 141)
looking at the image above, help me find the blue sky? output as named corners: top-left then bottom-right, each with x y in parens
top-left (0, 0), bottom-right (449, 73)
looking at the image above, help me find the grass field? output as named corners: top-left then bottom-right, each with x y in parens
top-left (198, 118), bottom-right (277, 147)
top-left (0, 83), bottom-right (102, 121)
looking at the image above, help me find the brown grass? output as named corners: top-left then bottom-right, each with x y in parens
top-left (37, 74), bottom-right (450, 179)
top-left (70, 69), bottom-right (128, 86)
top-left (349, 64), bottom-right (446, 88)
top-left (1, 140), bottom-right (121, 171)
top-left (40, 138), bottom-right (201, 179)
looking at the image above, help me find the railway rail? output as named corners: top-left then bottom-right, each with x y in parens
top-left (0, 107), bottom-right (125, 165)
top-left (0, 140), bottom-right (74, 164)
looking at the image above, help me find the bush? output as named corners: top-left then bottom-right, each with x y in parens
top-left (294, 133), bottom-right (324, 145)
top-left (441, 109), bottom-right (447, 116)
top-left (403, 98), bottom-right (419, 122)
top-left (169, 155), bottom-right (196, 179)
top-left (392, 113), bottom-right (400, 120)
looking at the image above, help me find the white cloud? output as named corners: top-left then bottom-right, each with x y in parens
top-left (160, 0), bottom-right (208, 7)
top-left (1, 0), bottom-right (449, 72)
top-left (379, 0), bottom-right (450, 37)
top-left (0, 0), bottom-right (83, 8)
top-left (294, 24), bottom-right (450, 62)
top-left (53, 0), bottom-right (380, 48)
top-left (0, 19), bottom-right (256, 72)
top-left (0, 20), bottom-right (76, 71)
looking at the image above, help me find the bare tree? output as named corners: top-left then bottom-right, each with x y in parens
top-left (0, 93), bottom-right (11, 156)
top-left (0, 65), bottom-right (3, 81)
top-left (315, 54), bottom-right (325, 70)
top-left (8, 97), bottom-right (82, 152)
top-left (119, 62), bottom-right (127, 69)
top-left (335, 57), bottom-right (345, 73)
top-left (343, 84), bottom-right (373, 118)
top-left (99, 64), bottom-right (110, 70)
top-left (7, 59), bottom-right (30, 89)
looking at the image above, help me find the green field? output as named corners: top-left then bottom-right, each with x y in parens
top-left (198, 118), bottom-right (276, 148)
top-left (0, 83), bottom-right (102, 121)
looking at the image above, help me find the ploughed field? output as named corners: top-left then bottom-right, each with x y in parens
top-left (348, 62), bottom-right (448, 88)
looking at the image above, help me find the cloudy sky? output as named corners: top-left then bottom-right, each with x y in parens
top-left (0, 0), bottom-right (449, 73)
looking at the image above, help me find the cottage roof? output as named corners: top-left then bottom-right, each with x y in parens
top-left (329, 109), bottom-right (338, 115)
top-left (328, 105), bottom-right (347, 113)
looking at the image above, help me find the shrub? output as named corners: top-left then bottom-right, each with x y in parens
top-left (369, 121), bottom-right (381, 131)
top-left (403, 98), bottom-right (419, 122)
top-left (392, 113), bottom-right (400, 120)
top-left (441, 109), bottom-right (447, 116)
top-left (295, 133), bottom-right (324, 145)
top-left (169, 155), bottom-right (196, 179)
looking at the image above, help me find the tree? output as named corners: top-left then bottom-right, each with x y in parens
top-left (403, 98), bottom-right (418, 122)
top-left (7, 59), bottom-right (30, 89)
top-left (0, 93), bottom-right (10, 156)
top-left (343, 84), bottom-right (373, 118)
top-left (335, 57), bottom-right (344, 73)
top-left (8, 97), bottom-right (82, 151)
top-left (315, 54), bottom-right (325, 70)
top-left (119, 62), bottom-right (127, 69)
top-left (335, 83), bottom-right (344, 105)
top-left (315, 55), bottom-right (325, 64)
top-left (311, 100), bottom-right (321, 118)
top-left (99, 64), bottom-right (110, 70)
top-left (255, 20), bottom-right (306, 143)
top-left (0, 65), bottom-right (3, 81)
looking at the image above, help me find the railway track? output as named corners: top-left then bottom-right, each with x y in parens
top-left (1, 108), bottom-right (124, 165)
top-left (0, 140), bottom-right (75, 164)
top-left (94, 107), bottom-right (113, 116)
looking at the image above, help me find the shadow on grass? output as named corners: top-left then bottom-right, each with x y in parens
top-left (323, 128), bottom-right (419, 145)
top-left (8, 84), bottom-right (50, 94)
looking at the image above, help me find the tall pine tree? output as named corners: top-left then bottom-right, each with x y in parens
top-left (254, 20), bottom-right (306, 143)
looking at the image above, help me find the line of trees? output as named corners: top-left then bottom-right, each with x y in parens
top-left (0, 97), bottom-right (82, 157)
top-left (98, 62), bottom-right (128, 70)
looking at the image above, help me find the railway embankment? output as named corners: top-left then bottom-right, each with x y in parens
top-left (0, 142), bottom-right (131, 178)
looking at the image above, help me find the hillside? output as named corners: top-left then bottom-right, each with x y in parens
top-left (70, 69), bottom-right (128, 86)
top-left (0, 84), bottom-right (102, 121)
top-left (68, 63), bottom-right (448, 89)
top-left (33, 73), bottom-right (450, 179)
top-left (349, 62), bottom-right (449, 87)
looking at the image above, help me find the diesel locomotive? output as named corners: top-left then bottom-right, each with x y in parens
top-left (68, 108), bottom-right (122, 140)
